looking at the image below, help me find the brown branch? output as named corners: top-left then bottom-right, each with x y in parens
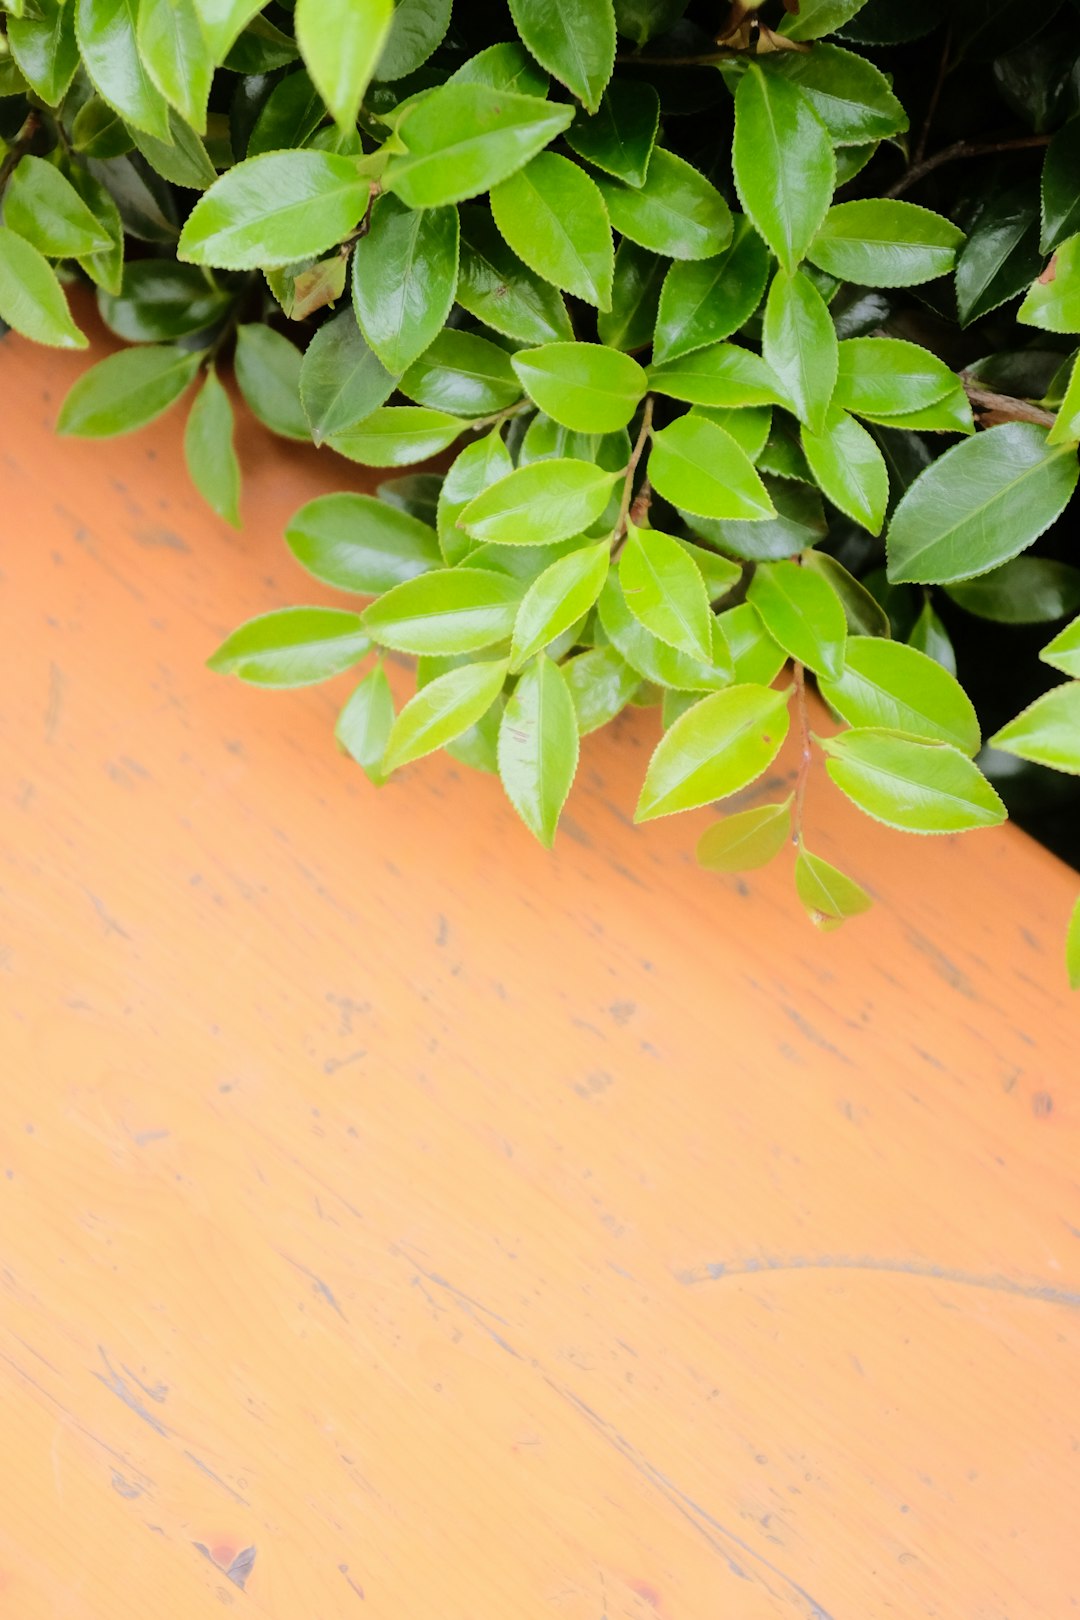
top-left (616, 397), bottom-right (654, 540)
top-left (885, 134), bottom-right (1051, 198)
top-left (792, 662), bottom-right (812, 846)
top-left (961, 379), bottom-right (1057, 428)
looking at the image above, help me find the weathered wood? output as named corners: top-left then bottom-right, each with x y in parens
top-left (1, 321), bottom-right (1078, 1619)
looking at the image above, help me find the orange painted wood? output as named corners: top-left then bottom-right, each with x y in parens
top-left (2, 317), bottom-right (1079, 1620)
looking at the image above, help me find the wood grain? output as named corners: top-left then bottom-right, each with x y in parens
top-left (1, 319), bottom-right (1078, 1620)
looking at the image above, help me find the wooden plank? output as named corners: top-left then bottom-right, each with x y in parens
top-left (1, 321), bottom-right (1078, 1620)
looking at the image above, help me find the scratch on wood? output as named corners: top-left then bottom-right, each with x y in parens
top-left (184, 1451), bottom-right (250, 1506)
top-left (282, 1254), bottom-right (348, 1321)
top-left (340, 1562), bottom-right (366, 1598)
top-left (674, 1254), bottom-right (1080, 1309)
top-left (83, 891), bottom-right (132, 942)
top-left (93, 1348), bottom-right (168, 1435)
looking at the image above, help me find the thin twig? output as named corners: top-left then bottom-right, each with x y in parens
top-left (616, 397), bottom-right (654, 540)
top-left (913, 27), bottom-right (951, 167)
top-left (792, 662), bottom-right (812, 846)
top-left (615, 49), bottom-right (740, 66)
top-left (961, 379), bottom-right (1057, 428)
top-left (885, 134), bottom-right (1051, 198)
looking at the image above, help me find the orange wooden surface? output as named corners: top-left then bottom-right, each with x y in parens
top-left (2, 319), bottom-right (1079, 1620)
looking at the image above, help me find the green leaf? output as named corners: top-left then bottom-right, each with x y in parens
top-left (748, 557), bottom-right (847, 680)
top-left (809, 200), bottom-right (964, 287)
top-left (384, 84), bottom-right (574, 209)
top-left (457, 203), bottom-right (572, 344)
top-left (802, 407), bottom-right (889, 534)
top-left (821, 728), bottom-right (1006, 832)
top-left (438, 432), bottom-right (514, 565)
top-left (563, 645), bottom-right (640, 733)
top-left (687, 476), bottom-right (825, 562)
top-left (4, 156), bottom-right (112, 257)
top-left (295, 0), bottom-right (392, 132)
top-left (803, 551), bottom-right (890, 637)
top-left (597, 239), bottom-right (665, 351)
top-left (384, 657), bottom-right (508, 772)
top-left (594, 148), bottom-right (732, 262)
top-left (67, 164), bottom-right (125, 297)
top-left (649, 414), bottom-right (775, 522)
top-left (1018, 233), bottom-right (1080, 334)
top-left (352, 194), bottom-right (459, 374)
top-left (778, 0), bottom-right (872, 41)
top-left (653, 218), bottom-right (770, 364)
top-left (697, 799), bottom-right (792, 873)
top-left (179, 151), bottom-right (371, 270)
top-left (763, 43), bottom-right (907, 144)
top-left (990, 682), bottom-right (1080, 774)
top-left (247, 68), bottom-right (326, 159)
top-left (510, 541), bottom-right (610, 670)
top-left (732, 65), bottom-right (835, 275)
top-left (286, 491), bottom-right (441, 593)
top-left (83, 152), bottom-right (179, 243)
top-left (448, 41), bottom-right (550, 97)
top-left (328, 407), bottom-right (466, 466)
top-left (1067, 891), bottom-right (1080, 990)
top-left (955, 185), bottom-right (1043, 327)
top-left (1041, 614), bottom-right (1080, 676)
top-left (0, 226), bottom-right (87, 350)
top-left (71, 96), bottom-right (135, 159)
top-left (676, 536), bottom-right (742, 600)
top-left (512, 343), bottom-right (646, 434)
top-left (946, 558), bottom-right (1080, 625)
top-left (376, 0), bottom-right (452, 80)
top-left (636, 683), bottom-right (790, 820)
top-left (57, 344), bottom-right (200, 435)
top-left (858, 385), bottom-right (973, 436)
top-left (649, 342), bottom-right (783, 408)
top-left (7, 0), bottom-right (79, 104)
top-left (1041, 115), bottom-right (1080, 254)
top-left (833, 337), bottom-right (957, 420)
top-left (300, 310), bottom-right (398, 445)
top-left (460, 459), bottom-right (618, 546)
top-left (886, 422), bottom-right (1079, 584)
top-left (1048, 353), bottom-right (1080, 447)
top-left (362, 567), bottom-right (524, 655)
top-left (498, 654), bottom-right (579, 845)
top-left (762, 268), bottom-right (838, 434)
top-left (907, 600), bottom-right (956, 674)
top-left (128, 110), bottom-right (218, 191)
top-left (336, 662), bottom-right (395, 784)
top-left (224, 15), bottom-right (299, 72)
top-left (75, 0), bottom-right (171, 140)
top-left (565, 79), bottom-right (658, 186)
top-left (794, 847), bottom-right (873, 930)
top-left (691, 405), bottom-right (772, 461)
top-left (233, 324), bottom-right (309, 441)
top-left (490, 151), bottom-right (614, 310)
top-left (619, 521), bottom-right (712, 660)
top-left (612, 0), bottom-right (689, 45)
top-left (136, 0), bottom-right (213, 133)
top-left (208, 606), bottom-right (370, 688)
top-left (400, 329), bottom-right (521, 417)
top-left (184, 366), bottom-right (241, 527)
top-left (818, 635), bottom-right (980, 752)
top-left (97, 261), bottom-right (230, 342)
top-left (716, 602), bottom-right (787, 685)
top-left (598, 573), bottom-right (733, 690)
top-left (192, 0), bottom-right (263, 59)
top-left (508, 0), bottom-right (615, 113)
top-left (757, 423), bottom-right (814, 484)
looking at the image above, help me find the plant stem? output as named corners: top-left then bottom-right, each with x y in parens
top-left (913, 27), bottom-right (951, 167)
top-left (885, 134), bottom-right (1051, 198)
top-left (961, 378), bottom-right (1057, 428)
top-left (616, 396), bottom-right (654, 540)
top-left (792, 661), bottom-right (812, 846)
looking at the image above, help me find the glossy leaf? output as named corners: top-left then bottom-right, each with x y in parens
top-left (448, 40), bottom-right (549, 97)
top-left (619, 521), bottom-right (712, 660)
top-left (732, 66), bottom-right (835, 275)
top-left (636, 683), bottom-right (790, 820)
top-left (457, 204), bottom-right (573, 344)
top-left (716, 602), bottom-right (788, 685)
top-left (697, 799), bottom-right (792, 873)
top-left (990, 683), bottom-right (1080, 774)
top-left (438, 433), bottom-right (515, 565)
top-left (400, 329), bottom-right (520, 417)
top-left (97, 261), bottom-right (229, 342)
top-left (508, 0), bottom-right (615, 112)
top-left (67, 164), bottom-right (124, 297)
top-left (688, 476), bottom-right (826, 562)
top-left (336, 662), bottom-right (395, 784)
top-left (75, 0), bottom-right (171, 140)
top-left (764, 43), bottom-right (906, 144)
top-left (208, 607), bottom-right (370, 687)
top-left (490, 152), bottom-right (614, 310)
top-left (497, 655), bottom-right (578, 846)
top-left (594, 149), bottom-right (732, 262)
top-left (384, 84), bottom-right (574, 209)
top-left (1018, 233), bottom-right (1080, 334)
top-left (1041, 615), bottom-right (1080, 676)
top-left (460, 459), bottom-right (618, 546)
top-left (907, 600), bottom-right (956, 674)
top-left (247, 69), bottom-right (326, 159)
top-left (597, 239), bottom-right (665, 351)
top-left (286, 492), bottom-right (441, 594)
top-left (802, 407), bottom-right (889, 534)
top-left (818, 636), bottom-right (980, 752)
top-left (179, 151), bottom-right (371, 269)
top-left (136, 0), bottom-right (213, 133)
top-left (362, 567), bottom-right (523, 654)
top-left (598, 572), bottom-right (732, 690)
top-left (301, 310), bottom-right (399, 444)
top-left (748, 558), bottom-right (847, 680)
top-left (234, 324), bottom-right (309, 441)
top-left (691, 405), bottom-right (772, 462)
top-left (184, 367), bottom-right (241, 528)
top-left (955, 186), bottom-right (1043, 327)
top-left (563, 645), bottom-right (641, 733)
top-left (512, 343), bottom-right (646, 434)
top-left (57, 344), bottom-right (199, 435)
top-left (7, 0), bottom-right (79, 106)
top-left (794, 847), bottom-right (873, 930)
top-left (295, 0), bottom-right (392, 132)
top-left (1041, 115), bottom-right (1080, 253)
top-left (946, 558), bottom-right (1080, 625)
top-left (511, 541), bottom-right (610, 669)
top-left (822, 728), bottom-right (1006, 832)
top-left (809, 200), bottom-right (964, 287)
top-left (192, 0), bottom-right (263, 59)
top-left (653, 218), bottom-right (770, 364)
top-left (833, 337), bottom-right (957, 420)
top-left (130, 111), bottom-right (218, 191)
top-left (327, 404), bottom-right (465, 465)
top-left (649, 415), bottom-right (775, 522)
top-left (0, 227), bottom-right (87, 350)
top-left (650, 342), bottom-right (783, 409)
top-left (352, 194), bottom-right (459, 374)
top-left (4, 155), bottom-right (112, 257)
top-left (778, 0), bottom-right (872, 41)
top-left (565, 79), bottom-right (659, 186)
top-left (384, 658), bottom-right (508, 772)
top-left (1048, 353), bottom-right (1080, 448)
top-left (762, 268), bottom-right (838, 434)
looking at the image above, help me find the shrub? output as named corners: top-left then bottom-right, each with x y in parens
top-left (4, 0), bottom-right (1080, 969)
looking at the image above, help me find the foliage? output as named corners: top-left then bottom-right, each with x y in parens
top-left (5, 0), bottom-right (1080, 969)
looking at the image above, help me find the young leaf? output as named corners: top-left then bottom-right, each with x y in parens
top-left (1048, 353), bottom-right (1080, 448)
top-left (234, 324), bottom-right (309, 441)
top-left (697, 799), bottom-right (792, 873)
top-left (732, 65), bottom-right (835, 275)
top-left (192, 0), bottom-right (263, 60)
top-left (762, 268), bottom-right (838, 434)
top-left (57, 345), bottom-right (200, 435)
top-left (886, 423), bottom-right (1079, 584)
top-left (460, 459), bottom-right (618, 546)
top-left (75, 0), bottom-right (171, 141)
top-left (361, 567), bottom-right (523, 655)
top-left (619, 522), bottom-right (713, 660)
top-left (498, 655), bottom-right (579, 846)
top-left (328, 407), bottom-right (466, 466)
top-left (955, 186), bottom-right (1042, 327)
top-left (563, 645), bottom-right (641, 733)
top-left (653, 217), bottom-right (770, 364)
top-left (511, 541), bottom-right (610, 670)
top-left (1041, 615), bottom-right (1080, 676)
top-left (649, 415), bottom-right (775, 522)
top-left (597, 240), bottom-right (666, 351)
top-left (595, 149), bottom-right (732, 262)
top-left (802, 407), bottom-right (889, 534)
top-left (7, 0), bottom-right (79, 105)
top-left (748, 558), bottom-right (847, 680)
top-left (649, 342), bottom-right (784, 408)
top-left (184, 367), bottom-right (241, 528)
top-left (598, 573), bottom-right (733, 691)
top-left (808, 200), bottom-right (964, 287)
top-left (490, 152), bottom-right (614, 310)
top-left (716, 602), bottom-right (788, 686)
top-left (636, 683), bottom-right (791, 820)
top-left (352, 194), bottom-right (459, 375)
top-left (692, 406), bottom-right (773, 461)
top-left (821, 728), bottom-right (1006, 832)
top-left (989, 682), bottom-right (1080, 773)
top-left (136, 0), bottom-right (213, 133)
top-left (817, 636), bottom-right (980, 753)
top-left (448, 40), bottom-right (550, 97)
top-left (179, 152), bottom-right (372, 270)
top-left (286, 492), bottom-right (441, 593)
top-left (508, 0), bottom-right (615, 113)
top-left (336, 662), bottom-right (395, 784)
top-left (295, 0), bottom-right (392, 132)
top-left (778, 0), bottom-right (873, 41)
top-left (946, 558), bottom-right (1080, 625)
top-left (400, 329), bottom-right (521, 417)
top-left (1041, 115), bottom-right (1080, 253)
top-left (208, 607), bottom-right (370, 687)
top-left (438, 433), bottom-right (515, 565)
top-left (565, 79), bottom-right (659, 186)
top-left (512, 343), bottom-right (646, 434)
top-left (794, 847), bottom-right (873, 930)
top-left (764, 43), bottom-right (907, 144)
top-left (384, 658), bottom-right (509, 773)
top-left (300, 309), bottom-right (399, 444)
top-left (0, 227), bottom-right (87, 350)
top-left (833, 337), bottom-right (957, 420)
top-left (4, 156), bottom-right (113, 257)
top-left (383, 84), bottom-right (574, 209)
top-left (1018, 233), bottom-right (1080, 333)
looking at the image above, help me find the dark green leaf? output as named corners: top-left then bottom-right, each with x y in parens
top-left (945, 558), bottom-right (1080, 624)
top-left (401, 328), bottom-right (522, 417)
top-left (955, 185), bottom-right (1043, 327)
top-left (1041, 115), bottom-right (1080, 253)
top-left (508, 0), bottom-right (615, 112)
top-left (7, 0), bottom-right (79, 104)
top-left (907, 599), bottom-right (956, 674)
top-left (687, 476), bottom-right (826, 561)
top-left (97, 261), bottom-right (230, 342)
top-left (764, 43), bottom-right (907, 144)
top-left (71, 96), bottom-right (136, 159)
top-left (803, 550), bottom-right (890, 637)
top-left (597, 240), bottom-right (665, 351)
top-left (457, 203), bottom-right (573, 344)
top-left (300, 309), bottom-right (398, 444)
top-left (234, 323), bottom-right (309, 440)
top-left (247, 68), bottom-right (326, 158)
top-left (128, 110), bottom-right (218, 191)
top-left (563, 644), bottom-right (640, 733)
top-left (565, 80), bottom-right (659, 186)
top-left (376, 0), bottom-right (452, 80)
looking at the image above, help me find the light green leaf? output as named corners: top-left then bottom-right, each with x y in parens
top-left (508, 0), bottom-right (615, 112)
top-left (716, 602), bottom-right (788, 686)
top-left (1067, 891), bottom-right (1080, 990)
top-left (448, 40), bottom-right (549, 97)
top-left (946, 558), bottom-right (1080, 625)
top-left (597, 239), bottom-right (666, 351)
top-left (1018, 233), bottom-right (1080, 334)
top-left (179, 151), bottom-right (371, 270)
top-left (384, 83), bottom-right (573, 209)
top-left (286, 491), bottom-right (441, 593)
top-left (511, 541), bottom-right (610, 670)
top-left (137, 0), bottom-right (213, 133)
top-left (75, 0), bottom-right (171, 140)
top-left (764, 43), bottom-right (907, 144)
top-left (649, 341), bottom-right (784, 408)
top-left (352, 194), bottom-right (459, 374)
top-left (296, 0), bottom-right (392, 132)
top-left (1041, 614), bottom-right (1080, 676)
top-left (989, 682), bottom-right (1080, 774)
top-left (857, 384), bottom-right (973, 436)
top-left (512, 343), bottom-right (646, 434)
top-left (192, 0), bottom-right (263, 59)
top-left (697, 799), bottom-right (792, 873)
top-left (834, 337), bottom-right (957, 420)
top-left (457, 203), bottom-right (573, 344)
top-left (598, 573), bottom-right (733, 691)
top-left (886, 422), bottom-right (1079, 584)
top-left (184, 367), bottom-right (241, 527)
top-left (68, 165), bottom-right (125, 297)
top-left (907, 600), bottom-right (956, 674)
top-left (653, 217), bottom-right (770, 365)
top-left (328, 407), bottom-right (466, 466)
top-left (733, 65), bottom-right (835, 275)
top-left (490, 151), bottom-right (614, 309)
top-left (620, 521), bottom-right (712, 660)
top-left (208, 606), bottom-right (370, 688)
top-left (385, 657), bottom-right (508, 772)
top-left (802, 406), bottom-right (889, 534)
top-left (1048, 353), bottom-right (1080, 447)
top-left (336, 662), bottom-right (395, 784)
top-left (129, 110), bottom-right (218, 191)
top-left (778, 0), bottom-right (872, 41)
top-left (821, 728), bottom-right (1006, 832)
top-left (649, 415), bottom-right (776, 522)
top-left (687, 476), bottom-right (825, 562)
top-left (0, 226), bottom-right (87, 350)
top-left (636, 683), bottom-right (790, 820)
top-left (4, 156), bottom-right (112, 257)
top-left (794, 847), bottom-right (873, 929)
top-left (748, 557), bottom-right (847, 680)
top-left (400, 328), bottom-right (521, 417)
top-left (762, 268), bottom-right (838, 434)
top-left (563, 644), bottom-right (641, 733)
top-left (300, 309), bottom-right (399, 444)
top-left (498, 655), bottom-right (579, 846)
top-left (7, 0), bottom-right (79, 104)
top-left (565, 79), bottom-right (659, 185)
top-left (818, 636), bottom-right (980, 753)
top-left (438, 433), bottom-right (514, 565)
top-left (57, 344), bottom-right (200, 435)
top-left (460, 459), bottom-right (618, 546)
top-left (690, 405), bottom-right (772, 461)
top-left (594, 148), bottom-right (732, 262)
top-left (809, 199), bottom-right (964, 287)
top-left (234, 324), bottom-right (309, 440)
top-left (362, 567), bottom-right (523, 654)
